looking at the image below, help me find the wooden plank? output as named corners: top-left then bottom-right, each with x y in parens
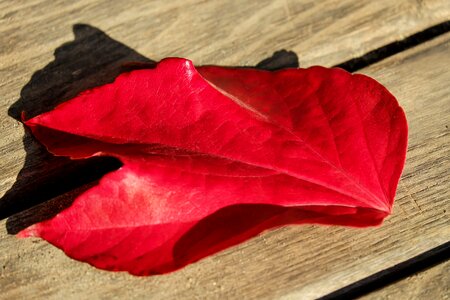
top-left (361, 260), bottom-right (450, 300)
top-left (0, 23), bottom-right (449, 300)
top-left (1, 0), bottom-right (449, 217)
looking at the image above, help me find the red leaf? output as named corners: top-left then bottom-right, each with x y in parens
top-left (18, 58), bottom-right (407, 275)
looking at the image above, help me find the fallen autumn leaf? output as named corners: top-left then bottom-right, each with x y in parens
top-left (19, 58), bottom-right (408, 275)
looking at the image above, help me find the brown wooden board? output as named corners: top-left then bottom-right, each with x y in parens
top-left (0, 1), bottom-right (450, 299)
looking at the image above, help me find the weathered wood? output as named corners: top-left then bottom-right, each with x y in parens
top-left (1, 0), bottom-right (449, 217)
top-left (360, 260), bottom-right (450, 300)
top-left (0, 20), bottom-right (448, 300)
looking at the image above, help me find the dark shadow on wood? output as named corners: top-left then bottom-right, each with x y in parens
top-left (334, 20), bottom-right (450, 72)
top-left (6, 184), bottom-right (96, 234)
top-left (319, 241), bottom-right (450, 300)
top-left (255, 50), bottom-right (299, 70)
top-left (223, 49), bottom-right (299, 70)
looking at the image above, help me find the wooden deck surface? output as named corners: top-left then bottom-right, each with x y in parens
top-left (0, 1), bottom-right (449, 299)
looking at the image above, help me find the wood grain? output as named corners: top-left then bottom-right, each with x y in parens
top-left (0, 16), bottom-right (449, 300)
top-left (1, 0), bottom-right (449, 217)
top-left (360, 260), bottom-right (450, 300)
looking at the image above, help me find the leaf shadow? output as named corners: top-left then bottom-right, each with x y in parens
top-left (3, 24), bottom-right (299, 237)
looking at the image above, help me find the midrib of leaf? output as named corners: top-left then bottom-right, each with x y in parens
top-left (103, 136), bottom-right (388, 211)
top-left (350, 74), bottom-right (391, 208)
